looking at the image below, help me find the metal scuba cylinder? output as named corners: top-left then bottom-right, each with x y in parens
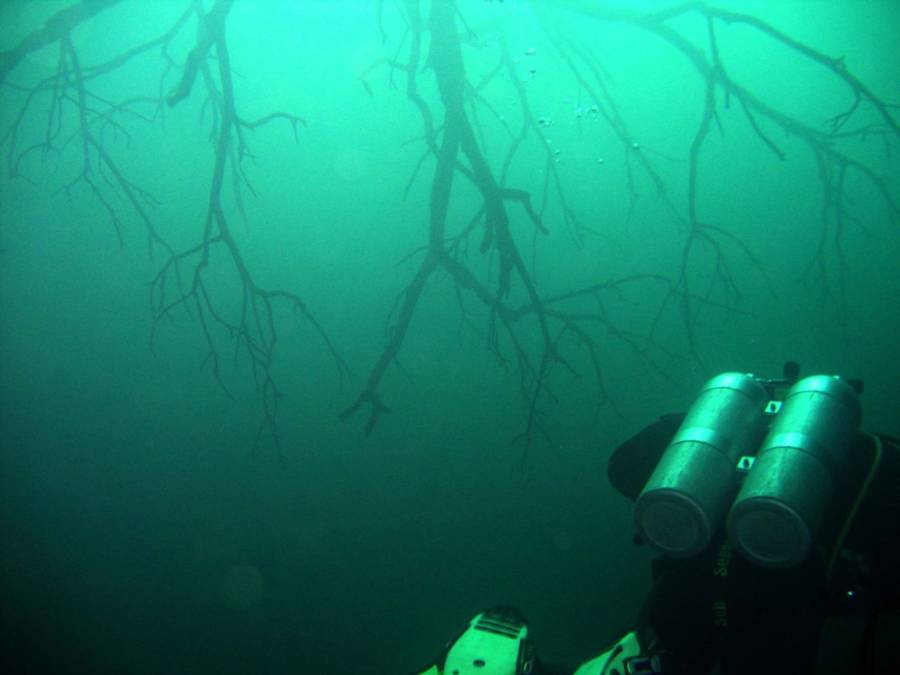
top-left (634, 372), bottom-right (768, 558)
top-left (728, 375), bottom-right (861, 568)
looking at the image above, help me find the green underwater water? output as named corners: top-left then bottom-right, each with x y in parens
top-left (0, 1), bottom-right (897, 673)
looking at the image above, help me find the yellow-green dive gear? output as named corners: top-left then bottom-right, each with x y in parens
top-left (572, 631), bottom-right (659, 675)
top-left (415, 606), bottom-right (535, 675)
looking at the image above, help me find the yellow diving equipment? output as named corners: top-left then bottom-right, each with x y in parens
top-left (414, 606), bottom-right (534, 675)
top-left (572, 631), bottom-right (660, 675)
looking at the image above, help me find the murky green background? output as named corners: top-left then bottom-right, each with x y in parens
top-left (1, 1), bottom-right (897, 673)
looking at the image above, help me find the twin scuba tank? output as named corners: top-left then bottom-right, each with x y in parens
top-left (634, 367), bottom-right (862, 568)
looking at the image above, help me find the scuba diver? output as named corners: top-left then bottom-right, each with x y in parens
top-left (410, 363), bottom-right (900, 674)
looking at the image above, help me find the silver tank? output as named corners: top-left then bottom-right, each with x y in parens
top-left (728, 375), bottom-right (861, 568)
top-left (634, 372), bottom-right (768, 558)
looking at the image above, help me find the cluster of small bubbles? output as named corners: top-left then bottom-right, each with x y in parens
top-left (571, 103), bottom-right (602, 121)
